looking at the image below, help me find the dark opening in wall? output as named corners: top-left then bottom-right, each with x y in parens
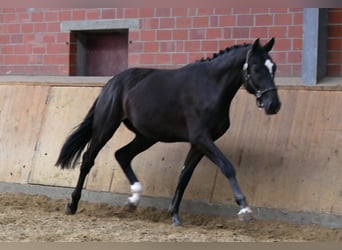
top-left (69, 29), bottom-right (128, 76)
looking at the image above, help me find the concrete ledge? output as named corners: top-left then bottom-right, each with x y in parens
top-left (1, 76), bottom-right (342, 90)
top-left (61, 19), bottom-right (139, 32)
top-left (0, 182), bottom-right (341, 229)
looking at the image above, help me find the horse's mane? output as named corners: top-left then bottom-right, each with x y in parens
top-left (197, 43), bottom-right (250, 63)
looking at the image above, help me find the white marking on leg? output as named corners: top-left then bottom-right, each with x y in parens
top-left (128, 182), bottom-right (142, 205)
top-left (264, 59), bottom-right (274, 76)
top-left (238, 206), bottom-right (252, 216)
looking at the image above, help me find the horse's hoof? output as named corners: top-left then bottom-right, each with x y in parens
top-left (124, 202), bottom-right (137, 212)
top-left (237, 207), bottom-right (254, 222)
top-left (171, 215), bottom-right (183, 227)
top-left (64, 203), bottom-right (76, 215)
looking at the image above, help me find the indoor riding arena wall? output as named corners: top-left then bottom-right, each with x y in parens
top-left (0, 78), bottom-right (341, 227)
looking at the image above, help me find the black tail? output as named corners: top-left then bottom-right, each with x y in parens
top-left (55, 98), bottom-right (98, 169)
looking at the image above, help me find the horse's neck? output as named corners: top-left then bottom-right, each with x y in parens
top-left (210, 46), bottom-right (249, 102)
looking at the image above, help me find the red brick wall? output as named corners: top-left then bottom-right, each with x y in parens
top-left (0, 8), bottom-right (307, 76)
top-left (328, 8), bottom-right (342, 77)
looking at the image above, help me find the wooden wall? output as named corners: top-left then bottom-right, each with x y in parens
top-left (0, 82), bottom-right (341, 217)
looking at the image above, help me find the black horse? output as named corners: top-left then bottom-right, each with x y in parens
top-left (56, 38), bottom-right (281, 226)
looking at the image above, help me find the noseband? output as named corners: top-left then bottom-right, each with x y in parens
top-left (242, 49), bottom-right (277, 108)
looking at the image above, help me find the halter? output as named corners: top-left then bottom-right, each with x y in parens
top-left (242, 48), bottom-right (277, 108)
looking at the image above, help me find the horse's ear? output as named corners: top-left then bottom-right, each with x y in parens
top-left (252, 38), bottom-right (260, 52)
top-left (263, 37), bottom-right (275, 52)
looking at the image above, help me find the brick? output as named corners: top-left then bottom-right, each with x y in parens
top-left (328, 51), bottom-right (342, 64)
top-left (10, 34), bottom-right (23, 43)
top-left (173, 8), bottom-right (188, 17)
top-left (31, 12), bottom-right (44, 22)
top-left (193, 16), bottom-right (209, 28)
top-left (139, 8), bottom-right (154, 18)
top-left (198, 8), bottom-right (214, 16)
top-left (172, 53), bottom-right (187, 64)
top-left (287, 51), bottom-right (302, 63)
top-left (214, 8), bottom-right (232, 15)
top-left (274, 13), bottom-right (293, 25)
top-left (188, 52), bottom-right (205, 62)
top-left (59, 10), bottom-right (72, 21)
top-left (189, 29), bottom-right (205, 40)
top-left (5, 55), bottom-right (17, 64)
top-left (141, 30), bottom-right (156, 41)
top-left (328, 38), bottom-right (342, 51)
top-left (206, 28), bottom-right (222, 39)
top-left (21, 23), bottom-right (34, 33)
top-left (143, 18), bottom-right (159, 29)
top-left (129, 42), bottom-right (143, 53)
top-left (124, 8), bottom-right (139, 18)
top-left (45, 11), bottom-right (58, 21)
top-left (43, 34), bottom-right (56, 43)
top-left (140, 53), bottom-right (155, 64)
top-left (292, 39), bottom-right (302, 50)
top-left (128, 54), bottom-right (140, 65)
top-left (274, 39), bottom-right (291, 50)
top-left (173, 29), bottom-right (188, 40)
top-left (8, 24), bottom-right (20, 33)
top-left (202, 40), bottom-right (218, 52)
top-left (210, 16), bottom-right (219, 27)
top-left (4, 13), bottom-right (17, 23)
top-left (329, 10), bottom-right (342, 23)
top-left (1, 45), bottom-right (13, 54)
top-left (47, 22), bottom-right (60, 32)
top-left (223, 28), bottom-right (232, 39)
top-left (157, 30), bottom-right (172, 40)
top-left (160, 41), bottom-right (176, 52)
top-left (237, 15), bottom-right (254, 26)
top-left (250, 27), bottom-right (268, 38)
top-left (155, 53), bottom-right (171, 64)
top-left (46, 44), bottom-right (67, 54)
top-left (13, 44), bottom-right (26, 54)
top-left (0, 34), bottom-right (10, 44)
top-left (232, 27), bottom-right (250, 38)
top-left (144, 42), bottom-right (159, 52)
top-left (33, 45), bottom-right (46, 54)
top-left (176, 17), bottom-right (192, 28)
top-left (233, 8), bottom-right (251, 14)
top-left (72, 9), bottom-right (86, 20)
top-left (86, 9), bottom-right (101, 20)
top-left (288, 26), bottom-right (302, 38)
top-left (159, 18), bottom-right (175, 29)
top-left (269, 26), bottom-right (287, 38)
top-left (329, 25), bottom-right (342, 38)
top-left (44, 55), bottom-right (69, 65)
top-left (219, 16), bottom-right (236, 27)
top-left (293, 12), bottom-right (303, 25)
top-left (16, 55), bottom-right (29, 64)
top-left (185, 40), bottom-right (201, 52)
top-left (255, 14), bottom-right (273, 26)
top-left (156, 8), bottom-right (171, 17)
top-left (34, 23), bottom-right (47, 33)
top-left (128, 31), bottom-right (140, 41)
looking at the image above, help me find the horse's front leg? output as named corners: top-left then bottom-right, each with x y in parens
top-left (168, 147), bottom-right (203, 226)
top-left (195, 138), bottom-right (253, 222)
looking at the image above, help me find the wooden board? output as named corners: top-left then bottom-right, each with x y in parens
top-left (29, 87), bottom-right (102, 187)
top-left (0, 85), bottom-right (49, 183)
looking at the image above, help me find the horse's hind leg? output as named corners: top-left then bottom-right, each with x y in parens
top-left (115, 134), bottom-right (156, 208)
top-left (65, 122), bottom-right (120, 215)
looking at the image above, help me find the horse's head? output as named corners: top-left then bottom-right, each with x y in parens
top-left (243, 38), bottom-right (281, 115)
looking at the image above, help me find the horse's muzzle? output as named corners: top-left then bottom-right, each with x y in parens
top-left (264, 99), bottom-right (281, 115)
